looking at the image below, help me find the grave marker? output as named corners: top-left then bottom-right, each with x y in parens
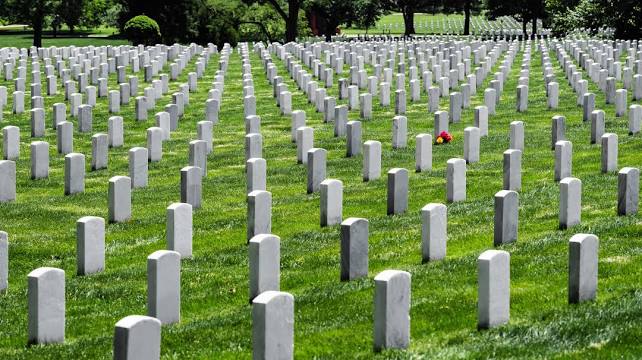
top-left (129, 147), bottom-right (148, 189)
top-left (249, 234), bottom-right (280, 301)
top-left (252, 291), bottom-right (294, 360)
top-left (246, 158), bottom-right (267, 193)
top-left (421, 203), bottom-right (447, 262)
top-left (340, 218), bottom-right (369, 281)
top-left (618, 167), bottom-right (639, 216)
top-left (76, 216), bottom-right (105, 275)
top-left (320, 179), bottom-right (343, 226)
top-left (0, 160), bottom-right (16, 202)
top-left (147, 250), bottom-right (181, 324)
top-left (503, 149), bottom-right (521, 191)
top-left (247, 190), bottom-right (272, 242)
top-left (601, 133), bottom-right (618, 173)
top-left (446, 159), bottom-right (466, 202)
top-left (30, 141), bottom-right (49, 179)
top-left (374, 270), bottom-right (410, 351)
top-left (113, 315), bottom-right (161, 360)
top-left (568, 234), bottom-right (599, 304)
top-left (91, 134), bottom-right (108, 170)
top-left (555, 141), bottom-right (572, 181)
top-left (167, 203), bottom-right (193, 258)
top-left (28, 267), bottom-right (65, 344)
top-left (65, 153), bottom-right (85, 195)
top-left (478, 250), bottom-right (510, 329)
top-left (494, 190), bottom-right (518, 246)
top-left (387, 168), bottom-right (409, 215)
top-left (180, 166), bottom-right (202, 209)
top-left (560, 177), bottom-right (582, 229)
top-left (109, 176), bottom-right (132, 223)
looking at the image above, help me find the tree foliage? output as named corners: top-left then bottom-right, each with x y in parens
top-left (352, 0), bottom-right (385, 33)
top-left (381, 0), bottom-right (441, 36)
top-left (545, 0), bottom-right (580, 36)
top-left (193, 0), bottom-right (242, 47)
top-left (81, 0), bottom-right (119, 29)
top-left (442, 0), bottom-right (481, 35)
top-left (57, 0), bottom-right (84, 33)
top-left (4, 0), bottom-right (59, 46)
top-left (117, 0), bottom-right (199, 44)
top-left (608, 0), bottom-right (642, 39)
top-left (307, 0), bottom-right (357, 41)
top-left (485, 0), bottom-right (546, 37)
top-left (242, 0), bottom-right (303, 42)
top-left (123, 15), bottom-right (161, 45)
top-left (547, 0), bottom-right (642, 39)
top-left (239, 2), bottom-right (310, 43)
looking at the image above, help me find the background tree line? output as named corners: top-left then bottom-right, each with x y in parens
top-left (0, 0), bottom-right (640, 48)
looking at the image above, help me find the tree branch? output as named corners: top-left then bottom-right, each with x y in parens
top-left (267, 0), bottom-right (289, 21)
top-left (239, 20), bottom-right (274, 43)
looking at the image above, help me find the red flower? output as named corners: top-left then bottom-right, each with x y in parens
top-left (439, 131), bottom-right (453, 143)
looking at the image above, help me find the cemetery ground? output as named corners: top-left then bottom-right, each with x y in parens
top-left (1, 37), bottom-right (642, 359)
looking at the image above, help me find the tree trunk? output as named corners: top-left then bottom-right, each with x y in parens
top-left (522, 18), bottom-right (528, 39)
top-left (32, 15), bottom-right (44, 48)
top-left (531, 17), bottom-right (537, 39)
top-left (464, 0), bottom-right (471, 35)
top-left (285, 0), bottom-right (300, 42)
top-left (402, 9), bottom-right (415, 36)
top-left (324, 19), bottom-right (337, 42)
top-left (267, 0), bottom-right (299, 43)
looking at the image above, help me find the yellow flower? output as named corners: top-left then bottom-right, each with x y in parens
top-left (436, 137), bottom-right (444, 144)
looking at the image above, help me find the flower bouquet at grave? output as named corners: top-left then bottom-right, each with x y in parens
top-left (436, 131), bottom-right (453, 145)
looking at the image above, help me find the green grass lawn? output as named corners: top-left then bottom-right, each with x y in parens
top-left (0, 33), bottom-right (642, 359)
top-left (0, 28), bottom-right (126, 49)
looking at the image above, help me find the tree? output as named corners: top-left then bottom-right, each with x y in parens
top-left (242, 0), bottom-right (303, 42)
top-left (117, 0), bottom-right (199, 44)
top-left (124, 15), bottom-right (161, 45)
top-left (601, 0), bottom-right (641, 39)
top-left (103, 2), bottom-right (124, 29)
top-left (485, 0), bottom-right (546, 38)
top-left (239, 2), bottom-right (308, 43)
top-left (381, 0), bottom-right (435, 36)
top-left (385, 0), bottom-right (415, 35)
top-left (307, 0), bottom-right (356, 41)
top-left (548, 0), bottom-right (642, 39)
top-left (4, 0), bottom-right (59, 47)
top-left (442, 0), bottom-right (481, 35)
top-left (545, 0), bottom-right (581, 36)
top-left (58, 0), bottom-right (84, 33)
top-left (463, 0), bottom-right (471, 35)
top-left (194, 0), bottom-right (242, 47)
top-left (239, 3), bottom-right (280, 43)
top-left (83, 0), bottom-right (115, 30)
top-left (51, 14), bottom-right (62, 37)
top-left (353, 0), bottom-right (385, 34)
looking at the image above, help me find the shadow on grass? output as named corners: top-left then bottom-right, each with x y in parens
top-left (0, 29), bottom-right (124, 39)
